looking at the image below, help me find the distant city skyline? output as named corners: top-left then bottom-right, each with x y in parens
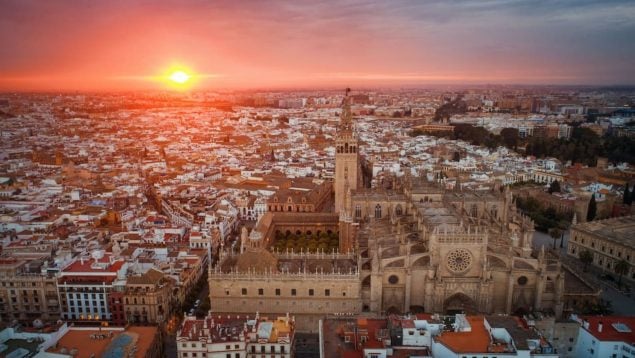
top-left (1, 0), bottom-right (634, 91)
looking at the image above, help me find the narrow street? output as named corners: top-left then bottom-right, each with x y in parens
top-left (532, 230), bottom-right (635, 315)
top-left (163, 261), bottom-right (211, 358)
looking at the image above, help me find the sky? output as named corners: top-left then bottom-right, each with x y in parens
top-left (0, 0), bottom-right (634, 91)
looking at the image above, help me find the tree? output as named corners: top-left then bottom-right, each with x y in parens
top-left (549, 228), bottom-right (562, 249)
top-left (500, 128), bottom-right (519, 150)
top-left (625, 183), bottom-right (632, 205)
top-left (615, 259), bottom-right (629, 289)
top-left (579, 250), bottom-right (594, 272)
top-left (587, 194), bottom-right (597, 222)
top-left (548, 180), bottom-right (561, 194)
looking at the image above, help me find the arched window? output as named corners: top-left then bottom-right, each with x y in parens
top-left (470, 204), bottom-right (478, 217)
top-left (375, 204), bottom-right (382, 219)
top-left (395, 204), bottom-right (403, 216)
top-left (355, 205), bottom-right (361, 218)
top-left (490, 205), bottom-right (498, 218)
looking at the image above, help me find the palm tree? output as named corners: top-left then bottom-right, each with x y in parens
top-left (549, 228), bottom-right (562, 250)
top-left (579, 250), bottom-right (594, 272)
top-left (615, 259), bottom-right (630, 289)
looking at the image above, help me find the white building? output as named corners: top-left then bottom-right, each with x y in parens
top-left (573, 316), bottom-right (635, 358)
top-left (176, 312), bottom-right (295, 358)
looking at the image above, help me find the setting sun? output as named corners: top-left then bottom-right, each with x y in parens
top-left (169, 70), bottom-right (190, 84)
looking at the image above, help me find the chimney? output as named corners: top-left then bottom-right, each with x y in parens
top-left (598, 321), bottom-right (603, 333)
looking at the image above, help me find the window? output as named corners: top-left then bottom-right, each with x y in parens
top-left (291, 289), bottom-right (296, 296)
top-left (355, 205), bottom-right (361, 218)
top-left (261, 346), bottom-right (265, 353)
top-left (342, 292), bottom-right (346, 297)
top-left (374, 204), bottom-right (382, 218)
top-left (242, 288), bottom-right (247, 295)
top-left (325, 289), bottom-right (330, 296)
top-left (275, 289), bottom-right (280, 296)
top-left (258, 288), bottom-right (264, 296)
top-left (309, 289), bottom-right (314, 296)
top-left (226, 345), bottom-right (230, 349)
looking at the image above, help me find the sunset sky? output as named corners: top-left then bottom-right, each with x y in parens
top-left (1, 0), bottom-right (634, 91)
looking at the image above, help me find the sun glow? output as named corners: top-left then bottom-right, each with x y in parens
top-left (169, 70), bottom-right (190, 84)
top-left (158, 65), bottom-right (197, 90)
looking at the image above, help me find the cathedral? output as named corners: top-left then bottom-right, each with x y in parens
top-left (335, 93), bottom-right (565, 317)
top-left (209, 92), bottom-right (567, 332)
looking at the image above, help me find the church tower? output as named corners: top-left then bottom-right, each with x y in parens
top-left (335, 89), bottom-right (359, 213)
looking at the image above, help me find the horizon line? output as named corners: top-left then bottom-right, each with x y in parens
top-left (2, 83), bottom-right (635, 95)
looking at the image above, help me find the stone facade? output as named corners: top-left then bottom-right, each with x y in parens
top-left (209, 252), bottom-right (361, 332)
top-left (567, 215), bottom-right (635, 280)
top-left (350, 179), bottom-right (565, 317)
top-left (124, 268), bottom-right (176, 325)
top-left (0, 257), bottom-right (60, 323)
top-left (334, 96), bottom-right (359, 213)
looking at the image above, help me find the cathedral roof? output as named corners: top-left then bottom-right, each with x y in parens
top-left (235, 248), bottom-right (278, 274)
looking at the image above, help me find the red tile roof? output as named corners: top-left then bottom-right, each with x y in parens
top-left (434, 316), bottom-right (490, 353)
top-left (61, 254), bottom-right (124, 274)
top-left (582, 316), bottom-right (635, 344)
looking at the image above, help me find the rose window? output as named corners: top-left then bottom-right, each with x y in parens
top-left (446, 249), bottom-right (473, 273)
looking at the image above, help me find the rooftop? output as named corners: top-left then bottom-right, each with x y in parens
top-left (47, 326), bottom-right (158, 358)
top-left (581, 316), bottom-right (635, 344)
top-left (434, 315), bottom-right (490, 354)
top-left (572, 215), bottom-right (635, 248)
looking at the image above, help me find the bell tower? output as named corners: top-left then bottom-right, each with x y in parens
top-left (335, 88), bottom-right (359, 213)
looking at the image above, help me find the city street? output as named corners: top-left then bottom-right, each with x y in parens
top-left (532, 230), bottom-right (635, 315)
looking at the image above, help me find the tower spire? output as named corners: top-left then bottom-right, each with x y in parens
top-left (340, 88), bottom-right (353, 132)
top-left (334, 88), bottom-right (359, 213)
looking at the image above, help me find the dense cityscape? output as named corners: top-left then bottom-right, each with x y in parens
top-left (2, 1), bottom-right (635, 357)
top-left (0, 86), bottom-right (634, 357)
